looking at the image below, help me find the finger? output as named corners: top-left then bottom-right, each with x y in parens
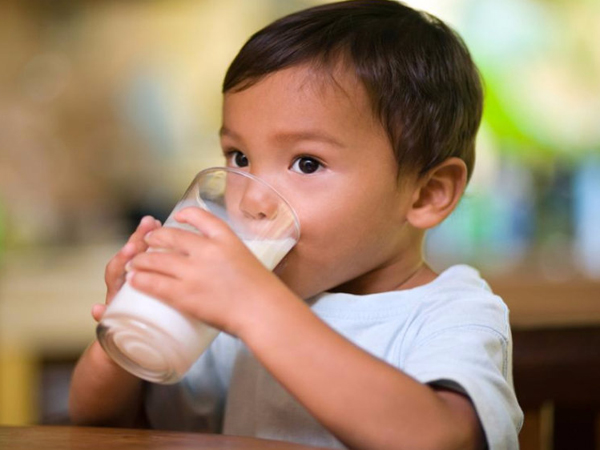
top-left (127, 271), bottom-right (182, 307)
top-left (130, 215), bottom-right (161, 241)
top-left (128, 251), bottom-right (189, 279)
top-left (127, 216), bottom-right (162, 251)
top-left (91, 303), bottom-right (106, 322)
top-left (174, 207), bottom-right (235, 240)
top-left (105, 242), bottom-right (136, 277)
top-left (143, 226), bottom-right (207, 255)
top-left (105, 242), bottom-right (137, 295)
top-left (105, 217), bottom-right (162, 294)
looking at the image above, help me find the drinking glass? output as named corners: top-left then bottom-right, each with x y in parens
top-left (97, 167), bottom-right (300, 384)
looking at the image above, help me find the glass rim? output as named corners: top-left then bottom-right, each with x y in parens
top-left (194, 166), bottom-right (301, 241)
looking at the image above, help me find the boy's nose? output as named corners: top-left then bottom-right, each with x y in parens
top-left (239, 180), bottom-right (279, 221)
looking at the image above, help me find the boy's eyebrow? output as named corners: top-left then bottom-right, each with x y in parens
top-left (219, 126), bottom-right (238, 139)
top-left (220, 126), bottom-right (345, 148)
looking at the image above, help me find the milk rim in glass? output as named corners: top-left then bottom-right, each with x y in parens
top-left (97, 167), bottom-right (300, 384)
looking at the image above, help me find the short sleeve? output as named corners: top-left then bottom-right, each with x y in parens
top-left (144, 332), bottom-right (239, 432)
top-left (403, 324), bottom-right (523, 450)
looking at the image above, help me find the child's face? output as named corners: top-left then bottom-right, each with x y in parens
top-left (220, 64), bottom-right (421, 298)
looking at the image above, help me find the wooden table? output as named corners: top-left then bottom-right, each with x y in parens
top-left (0, 425), bottom-right (329, 450)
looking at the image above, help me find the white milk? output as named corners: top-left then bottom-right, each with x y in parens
top-left (99, 283), bottom-right (220, 383)
top-left (98, 237), bottom-right (296, 384)
top-left (243, 237), bottom-right (296, 270)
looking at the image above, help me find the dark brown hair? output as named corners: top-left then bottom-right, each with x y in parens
top-left (223, 0), bottom-right (483, 180)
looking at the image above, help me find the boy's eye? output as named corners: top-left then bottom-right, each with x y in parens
top-left (227, 150), bottom-right (249, 168)
top-left (291, 157), bottom-right (322, 174)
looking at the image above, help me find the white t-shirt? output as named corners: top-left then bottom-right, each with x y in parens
top-left (145, 265), bottom-right (523, 449)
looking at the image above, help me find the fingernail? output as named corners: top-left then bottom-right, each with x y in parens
top-left (144, 231), bottom-right (153, 241)
top-left (141, 216), bottom-right (154, 225)
top-left (125, 261), bottom-right (132, 272)
top-left (122, 242), bottom-right (135, 255)
top-left (126, 271), bottom-right (135, 282)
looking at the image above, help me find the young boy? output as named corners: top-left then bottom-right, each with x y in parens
top-left (69, 1), bottom-right (523, 449)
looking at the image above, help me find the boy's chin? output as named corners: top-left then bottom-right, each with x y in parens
top-left (273, 266), bottom-right (317, 301)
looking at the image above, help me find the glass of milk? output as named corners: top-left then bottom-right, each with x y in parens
top-left (96, 167), bottom-right (300, 384)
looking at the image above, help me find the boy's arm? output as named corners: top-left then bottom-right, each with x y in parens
top-left (238, 284), bottom-right (484, 450)
top-left (69, 340), bottom-right (146, 427)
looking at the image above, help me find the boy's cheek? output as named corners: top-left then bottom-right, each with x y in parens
top-left (275, 252), bottom-right (334, 299)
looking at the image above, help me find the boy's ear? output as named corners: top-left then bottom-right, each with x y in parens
top-left (406, 157), bottom-right (468, 230)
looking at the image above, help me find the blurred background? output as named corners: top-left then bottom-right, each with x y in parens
top-left (0, 0), bottom-right (598, 449)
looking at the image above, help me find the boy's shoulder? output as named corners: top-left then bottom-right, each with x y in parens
top-left (311, 265), bottom-right (510, 338)
top-left (412, 264), bottom-right (511, 339)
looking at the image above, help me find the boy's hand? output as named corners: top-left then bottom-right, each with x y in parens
top-left (92, 216), bottom-right (162, 322)
top-left (126, 207), bottom-right (283, 336)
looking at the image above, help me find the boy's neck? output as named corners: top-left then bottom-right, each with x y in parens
top-left (330, 256), bottom-right (438, 296)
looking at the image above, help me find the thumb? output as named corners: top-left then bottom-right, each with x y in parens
top-left (91, 303), bottom-right (107, 322)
